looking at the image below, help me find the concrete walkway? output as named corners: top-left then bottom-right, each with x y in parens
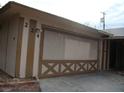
top-left (40, 71), bottom-right (124, 92)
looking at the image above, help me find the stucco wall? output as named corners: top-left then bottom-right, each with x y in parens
top-left (43, 30), bottom-right (98, 60)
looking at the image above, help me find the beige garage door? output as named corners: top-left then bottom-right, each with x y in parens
top-left (39, 30), bottom-right (98, 78)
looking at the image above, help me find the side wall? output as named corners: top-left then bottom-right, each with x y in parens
top-left (0, 16), bottom-right (19, 77)
top-left (0, 21), bottom-right (9, 71)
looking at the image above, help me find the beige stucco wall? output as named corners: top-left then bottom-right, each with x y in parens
top-left (43, 30), bottom-right (98, 60)
top-left (0, 16), bottom-right (19, 77)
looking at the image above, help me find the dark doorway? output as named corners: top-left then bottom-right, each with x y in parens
top-left (109, 39), bottom-right (124, 71)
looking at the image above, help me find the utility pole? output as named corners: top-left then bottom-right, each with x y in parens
top-left (101, 12), bottom-right (106, 30)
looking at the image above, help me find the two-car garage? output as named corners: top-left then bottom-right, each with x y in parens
top-left (39, 28), bottom-right (98, 78)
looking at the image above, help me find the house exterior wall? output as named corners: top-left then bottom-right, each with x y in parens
top-left (0, 16), bottom-right (19, 77)
top-left (15, 14), bottom-right (102, 78)
top-left (6, 17), bottom-right (19, 77)
top-left (0, 13), bottom-right (104, 78)
top-left (0, 2), bottom-right (110, 78)
top-left (0, 21), bottom-right (8, 71)
top-left (0, 14), bottom-right (103, 78)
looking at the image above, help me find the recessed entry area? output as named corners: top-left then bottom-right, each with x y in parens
top-left (109, 39), bottom-right (124, 71)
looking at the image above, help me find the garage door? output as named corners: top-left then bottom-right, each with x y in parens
top-left (39, 30), bottom-right (98, 78)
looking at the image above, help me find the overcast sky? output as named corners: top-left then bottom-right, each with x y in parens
top-left (1, 0), bottom-right (124, 29)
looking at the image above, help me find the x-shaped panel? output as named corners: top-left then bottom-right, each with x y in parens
top-left (76, 63), bottom-right (87, 72)
top-left (62, 63), bottom-right (74, 73)
top-left (88, 62), bottom-right (97, 71)
top-left (42, 63), bottom-right (58, 75)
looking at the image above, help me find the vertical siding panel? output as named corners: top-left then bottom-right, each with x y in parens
top-left (0, 22), bottom-right (9, 71)
top-left (33, 22), bottom-right (41, 77)
top-left (97, 40), bottom-right (100, 71)
top-left (99, 40), bottom-right (103, 71)
top-left (106, 40), bottom-right (110, 70)
top-left (38, 29), bottom-right (44, 78)
top-left (102, 40), bottom-right (107, 70)
top-left (4, 22), bottom-right (9, 71)
top-left (6, 17), bottom-right (19, 76)
top-left (5, 16), bottom-right (20, 77)
top-left (15, 17), bottom-right (24, 77)
top-left (26, 19), bottom-right (37, 78)
top-left (101, 40), bottom-right (104, 70)
top-left (20, 18), bottom-right (29, 78)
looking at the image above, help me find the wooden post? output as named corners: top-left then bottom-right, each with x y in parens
top-left (15, 17), bottom-right (24, 77)
top-left (26, 19), bottom-right (37, 78)
top-left (38, 26), bottom-right (44, 78)
top-left (98, 40), bottom-right (102, 71)
top-left (106, 40), bottom-right (110, 70)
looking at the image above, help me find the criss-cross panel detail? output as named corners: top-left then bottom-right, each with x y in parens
top-left (42, 63), bottom-right (58, 75)
top-left (88, 62), bottom-right (97, 71)
top-left (62, 63), bottom-right (74, 73)
top-left (76, 63), bottom-right (87, 72)
top-left (39, 60), bottom-right (97, 78)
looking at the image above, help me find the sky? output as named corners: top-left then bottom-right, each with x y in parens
top-left (0, 0), bottom-right (124, 30)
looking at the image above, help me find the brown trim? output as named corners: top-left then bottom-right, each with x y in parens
top-left (101, 40), bottom-right (105, 70)
top-left (97, 40), bottom-right (100, 71)
top-left (107, 40), bottom-right (110, 70)
top-left (105, 40), bottom-right (108, 70)
top-left (38, 27), bottom-right (44, 77)
top-left (26, 19), bottom-right (37, 78)
top-left (40, 30), bottom-right (45, 61)
top-left (99, 40), bottom-right (103, 71)
top-left (15, 17), bottom-right (24, 77)
top-left (42, 24), bottom-right (99, 40)
top-left (102, 40), bottom-right (106, 70)
top-left (0, 2), bottom-right (11, 14)
top-left (39, 60), bottom-right (98, 78)
top-left (104, 40), bottom-right (107, 70)
top-left (102, 40), bottom-right (108, 70)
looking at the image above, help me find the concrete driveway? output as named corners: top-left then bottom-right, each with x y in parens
top-left (40, 71), bottom-right (124, 92)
